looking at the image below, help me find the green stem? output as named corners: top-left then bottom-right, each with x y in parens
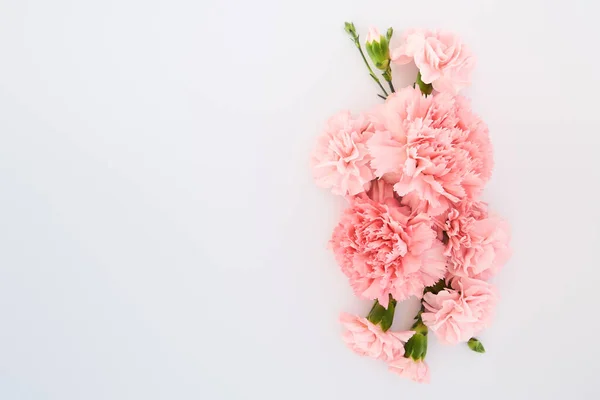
top-left (411, 313), bottom-right (428, 335)
top-left (404, 310), bottom-right (429, 360)
top-left (412, 280), bottom-right (445, 334)
top-left (344, 22), bottom-right (388, 99)
top-left (352, 39), bottom-right (388, 98)
top-left (404, 280), bottom-right (445, 360)
top-left (382, 66), bottom-right (395, 94)
top-left (409, 303), bottom-right (428, 335)
top-left (387, 79), bottom-right (395, 93)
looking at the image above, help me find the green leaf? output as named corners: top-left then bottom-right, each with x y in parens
top-left (468, 338), bottom-right (486, 354)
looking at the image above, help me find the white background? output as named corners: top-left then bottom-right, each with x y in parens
top-left (1, 0), bottom-right (599, 398)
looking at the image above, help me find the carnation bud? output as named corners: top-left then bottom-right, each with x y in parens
top-left (386, 27), bottom-right (393, 41)
top-left (344, 22), bottom-right (358, 38)
top-left (365, 27), bottom-right (390, 71)
top-left (468, 337), bottom-right (486, 353)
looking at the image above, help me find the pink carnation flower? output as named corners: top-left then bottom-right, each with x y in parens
top-left (340, 312), bottom-right (415, 362)
top-left (388, 357), bottom-right (430, 383)
top-left (391, 29), bottom-right (475, 94)
top-left (331, 195), bottom-right (446, 307)
top-left (368, 182), bottom-right (447, 240)
top-left (311, 111), bottom-right (374, 196)
top-left (366, 179), bottom-right (397, 204)
top-left (367, 87), bottom-right (493, 215)
top-left (444, 201), bottom-right (511, 280)
top-left (422, 277), bottom-right (498, 345)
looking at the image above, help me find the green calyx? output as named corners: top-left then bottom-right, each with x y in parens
top-left (468, 338), bottom-right (486, 354)
top-left (366, 297), bottom-right (397, 332)
top-left (403, 304), bottom-right (429, 361)
top-left (416, 71), bottom-right (433, 95)
top-left (366, 36), bottom-right (390, 71)
top-left (404, 332), bottom-right (428, 361)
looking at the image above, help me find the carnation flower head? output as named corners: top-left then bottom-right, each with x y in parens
top-left (421, 277), bottom-right (498, 345)
top-left (311, 111), bottom-right (374, 196)
top-left (367, 86), bottom-right (493, 215)
top-left (444, 201), bottom-right (511, 280)
top-left (391, 29), bottom-right (475, 94)
top-left (330, 194), bottom-right (446, 307)
top-left (388, 357), bottom-right (430, 383)
top-left (339, 312), bottom-right (415, 362)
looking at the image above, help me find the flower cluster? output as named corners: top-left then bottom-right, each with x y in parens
top-left (311, 23), bottom-right (511, 383)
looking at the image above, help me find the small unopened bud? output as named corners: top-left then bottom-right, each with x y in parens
top-left (386, 27), bottom-right (393, 41)
top-left (344, 22), bottom-right (357, 38)
top-left (468, 338), bottom-right (486, 353)
top-left (365, 26), bottom-right (390, 71)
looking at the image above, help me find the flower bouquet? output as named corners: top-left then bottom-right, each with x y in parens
top-left (311, 23), bottom-right (511, 383)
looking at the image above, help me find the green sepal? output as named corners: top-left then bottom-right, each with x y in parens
top-left (365, 40), bottom-right (376, 59)
top-left (366, 301), bottom-right (385, 325)
top-left (468, 338), bottom-right (486, 353)
top-left (379, 299), bottom-right (395, 331)
top-left (366, 297), bottom-right (397, 332)
top-left (416, 71), bottom-right (433, 95)
top-left (424, 279), bottom-right (447, 296)
top-left (404, 333), bottom-right (428, 361)
top-left (365, 36), bottom-right (390, 71)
